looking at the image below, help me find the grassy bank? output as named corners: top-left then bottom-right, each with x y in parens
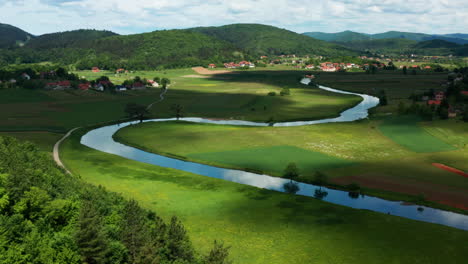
top-left (61, 127), bottom-right (468, 264)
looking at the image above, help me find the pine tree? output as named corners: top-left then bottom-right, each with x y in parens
top-left (166, 216), bottom-right (194, 262)
top-left (204, 240), bottom-right (232, 264)
top-left (76, 201), bottom-right (108, 264)
top-left (120, 199), bottom-right (146, 264)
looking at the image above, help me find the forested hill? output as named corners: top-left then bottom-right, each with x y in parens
top-left (304, 30), bottom-right (468, 45)
top-left (189, 24), bottom-right (357, 56)
top-left (0, 23), bottom-right (34, 48)
top-left (0, 29), bottom-right (246, 69)
top-left (303, 31), bottom-right (370, 42)
top-left (335, 38), bottom-right (468, 56)
top-left (0, 136), bottom-right (231, 263)
top-left (24, 29), bottom-right (118, 49)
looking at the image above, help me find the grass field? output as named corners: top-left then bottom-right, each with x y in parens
top-left (0, 69), bottom-right (361, 131)
top-left (61, 129), bottom-right (468, 264)
top-left (114, 118), bottom-right (468, 210)
top-left (378, 116), bottom-right (456, 152)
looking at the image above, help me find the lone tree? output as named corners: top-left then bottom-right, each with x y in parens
top-left (283, 162), bottom-right (299, 183)
top-left (171, 104), bottom-right (184, 120)
top-left (125, 103), bottom-right (148, 123)
top-left (161, 78), bottom-right (171, 89)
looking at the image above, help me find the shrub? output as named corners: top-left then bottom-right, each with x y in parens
top-left (267, 91), bottom-right (276, 96)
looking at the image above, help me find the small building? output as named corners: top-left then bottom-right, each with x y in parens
top-left (93, 83), bottom-right (105, 91)
top-left (115, 85), bottom-right (127, 91)
top-left (435, 91), bottom-right (445, 101)
top-left (424, 66), bottom-right (432, 70)
top-left (461, 91), bottom-right (468, 96)
top-left (116, 68), bottom-right (125, 74)
top-left (260, 56), bottom-right (268, 59)
top-left (208, 64), bottom-right (216, 69)
top-left (9, 79), bottom-right (17, 83)
top-left (427, 100), bottom-right (441, 105)
top-left (92, 67), bottom-right (100, 73)
top-left (147, 80), bottom-right (159, 87)
top-left (305, 65), bottom-right (315, 69)
top-left (45, 80), bottom-right (71, 90)
top-left (132, 82), bottom-right (146, 90)
top-left (21, 73), bottom-right (31, 80)
top-left (78, 83), bottom-right (90, 91)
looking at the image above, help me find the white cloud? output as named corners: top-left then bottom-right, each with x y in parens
top-left (0, 0), bottom-right (466, 35)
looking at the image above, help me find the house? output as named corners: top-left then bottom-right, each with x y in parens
top-left (322, 66), bottom-right (336, 72)
top-left (40, 71), bottom-right (56, 79)
top-left (115, 85), bottom-right (127, 91)
top-left (78, 83), bottom-right (90, 91)
top-left (208, 64), bottom-right (216, 69)
top-left (9, 79), bottom-right (17, 83)
top-left (448, 109), bottom-right (457, 118)
top-left (461, 91), bottom-right (468, 96)
top-left (93, 83), bottom-right (105, 91)
top-left (435, 91), bottom-right (445, 101)
top-left (305, 65), bottom-right (315, 69)
top-left (132, 82), bottom-right (146, 90)
top-left (239, 61), bottom-right (255, 68)
top-left (260, 56), bottom-right (268, 59)
top-left (421, 95), bottom-right (429, 101)
top-left (21, 73), bottom-right (31, 80)
top-left (147, 80), bottom-right (159, 87)
top-left (427, 100), bottom-right (441, 105)
top-left (411, 65), bottom-right (419, 69)
top-left (424, 66), bottom-right (432, 70)
top-left (116, 68), bottom-right (125, 74)
top-left (92, 67), bottom-right (100, 73)
top-left (45, 80), bottom-right (71, 90)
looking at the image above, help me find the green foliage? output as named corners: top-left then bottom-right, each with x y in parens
top-left (204, 240), bottom-right (232, 264)
top-left (283, 162), bottom-right (299, 182)
top-left (190, 24), bottom-right (356, 57)
top-left (76, 201), bottom-right (109, 264)
top-left (0, 136), bottom-right (230, 263)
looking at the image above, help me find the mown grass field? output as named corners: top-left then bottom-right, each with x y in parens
top-left (114, 118), bottom-right (468, 210)
top-left (0, 69), bottom-right (360, 131)
top-left (378, 115), bottom-right (456, 152)
top-left (61, 129), bottom-right (468, 264)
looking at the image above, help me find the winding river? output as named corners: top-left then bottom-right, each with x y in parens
top-left (81, 79), bottom-right (468, 231)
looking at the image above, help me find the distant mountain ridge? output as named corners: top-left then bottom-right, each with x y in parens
top-left (303, 31), bottom-right (468, 45)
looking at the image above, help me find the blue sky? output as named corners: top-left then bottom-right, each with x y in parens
top-left (1, 0), bottom-right (467, 35)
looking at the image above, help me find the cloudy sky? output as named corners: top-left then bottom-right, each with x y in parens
top-left (1, 0), bottom-right (467, 35)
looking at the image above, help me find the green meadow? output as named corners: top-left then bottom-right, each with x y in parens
top-left (60, 129), bottom-right (468, 264)
top-left (114, 118), bottom-right (468, 210)
top-left (378, 115), bottom-right (456, 152)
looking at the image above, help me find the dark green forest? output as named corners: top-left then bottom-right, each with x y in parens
top-left (0, 136), bottom-right (231, 264)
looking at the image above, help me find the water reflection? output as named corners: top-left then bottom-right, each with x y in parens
top-left (314, 189), bottom-right (329, 200)
top-left (283, 182), bottom-right (300, 194)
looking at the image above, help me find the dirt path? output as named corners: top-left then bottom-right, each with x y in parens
top-left (53, 127), bottom-right (81, 174)
top-left (191, 66), bottom-right (233, 75)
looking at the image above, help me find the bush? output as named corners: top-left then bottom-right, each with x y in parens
top-left (267, 91), bottom-right (276, 96)
top-left (280, 88), bottom-right (290, 96)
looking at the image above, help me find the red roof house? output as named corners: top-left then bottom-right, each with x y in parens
top-left (208, 64), bottom-right (216, 68)
top-left (79, 83), bottom-right (90, 91)
top-left (92, 67), bottom-right (100, 73)
top-left (427, 100), bottom-right (441, 105)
